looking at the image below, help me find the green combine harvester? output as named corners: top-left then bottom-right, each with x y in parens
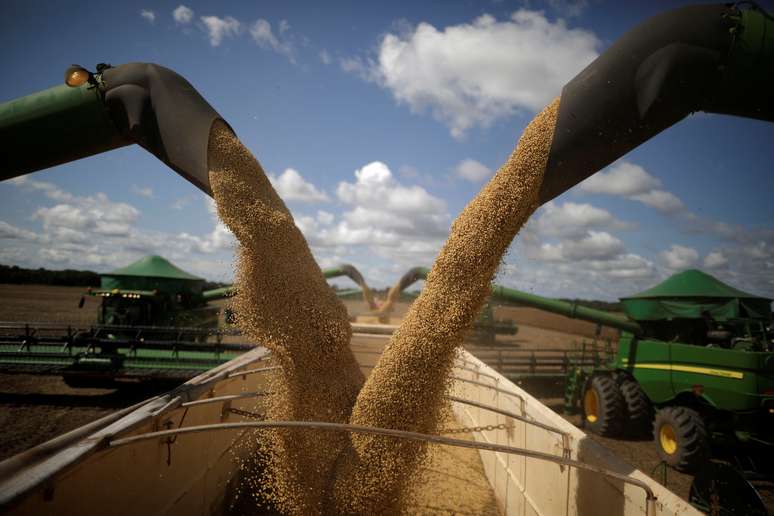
top-left (499, 269), bottom-right (773, 506)
top-left (390, 266), bottom-right (773, 502)
top-left (563, 270), bottom-right (773, 471)
top-left (87, 255), bottom-right (223, 329)
top-left (0, 256), bottom-right (376, 386)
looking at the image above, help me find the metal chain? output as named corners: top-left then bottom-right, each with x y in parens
top-left (440, 423), bottom-right (512, 435)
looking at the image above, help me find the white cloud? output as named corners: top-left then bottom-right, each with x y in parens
top-left (249, 19), bottom-right (295, 61)
top-left (350, 10), bottom-right (600, 138)
top-left (585, 254), bottom-right (656, 279)
top-left (629, 190), bottom-right (684, 213)
top-left (339, 57), bottom-right (367, 75)
top-left (269, 168), bottom-right (329, 203)
top-left (290, 162), bottom-right (449, 269)
top-left (172, 196), bottom-right (193, 210)
top-left (0, 221), bottom-right (38, 241)
top-left (10, 176), bottom-right (73, 202)
top-left (500, 249), bottom-right (658, 300)
top-left (3, 182), bottom-right (236, 278)
top-left (319, 49), bottom-right (332, 65)
top-left (140, 9), bottom-right (156, 23)
top-left (531, 230), bottom-right (625, 262)
top-left (201, 15), bottom-right (241, 47)
top-left (317, 210), bottom-right (335, 225)
top-left (173, 5), bottom-right (193, 24)
top-left (703, 250), bottom-right (729, 270)
top-left (660, 244), bottom-right (699, 269)
top-left (131, 185), bottom-right (154, 199)
top-left (580, 161), bottom-right (685, 214)
top-left (34, 193), bottom-right (140, 238)
top-left (455, 159), bottom-right (492, 182)
top-left (278, 19), bottom-right (290, 35)
top-left (337, 162), bottom-right (446, 214)
top-left (532, 201), bottom-right (631, 238)
top-left (580, 161), bottom-right (660, 197)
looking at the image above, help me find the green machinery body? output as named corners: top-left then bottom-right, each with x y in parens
top-left (89, 255), bottom-right (222, 330)
top-left (613, 334), bottom-right (773, 440)
top-left (497, 269), bottom-right (774, 450)
top-left (386, 267), bottom-right (773, 434)
top-left (0, 257), bottom-right (376, 385)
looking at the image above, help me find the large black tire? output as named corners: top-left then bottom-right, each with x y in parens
top-left (582, 375), bottom-right (626, 437)
top-left (619, 377), bottom-right (653, 437)
top-left (653, 406), bottom-right (709, 472)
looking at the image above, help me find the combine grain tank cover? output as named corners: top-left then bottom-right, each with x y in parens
top-left (620, 269), bottom-right (772, 321)
top-left (100, 255), bottom-right (205, 294)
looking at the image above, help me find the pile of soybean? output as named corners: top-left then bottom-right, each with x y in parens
top-left (208, 98), bottom-right (559, 514)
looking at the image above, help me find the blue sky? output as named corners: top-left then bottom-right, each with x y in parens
top-left (1, 0), bottom-right (773, 300)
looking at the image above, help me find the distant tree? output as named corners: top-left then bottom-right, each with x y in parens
top-left (202, 280), bottom-right (230, 291)
top-left (559, 298), bottom-right (622, 313)
top-left (0, 264), bottom-right (100, 286)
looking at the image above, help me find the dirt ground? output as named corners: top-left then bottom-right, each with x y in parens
top-left (0, 374), bottom-right (166, 461)
top-left (0, 284), bottom-right (99, 325)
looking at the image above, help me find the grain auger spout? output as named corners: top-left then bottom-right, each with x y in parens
top-left (199, 264), bottom-right (377, 308)
top-left (0, 62), bottom-right (228, 195)
top-left (377, 266), bottom-right (429, 314)
top-left (539, 2), bottom-right (774, 204)
top-left (385, 267), bottom-right (642, 334)
top-left (323, 264), bottom-right (378, 309)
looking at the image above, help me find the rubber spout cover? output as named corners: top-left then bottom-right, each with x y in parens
top-left (101, 63), bottom-right (229, 196)
top-left (539, 4), bottom-right (771, 205)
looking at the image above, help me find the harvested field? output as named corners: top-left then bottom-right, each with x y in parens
top-left (0, 374), bottom-right (166, 461)
top-left (0, 284), bottom-right (99, 325)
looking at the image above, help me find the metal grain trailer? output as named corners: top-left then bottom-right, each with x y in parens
top-left (0, 334), bottom-right (698, 516)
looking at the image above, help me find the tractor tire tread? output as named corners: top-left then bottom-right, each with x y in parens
top-left (585, 375), bottom-right (626, 437)
top-left (654, 406), bottom-right (709, 473)
top-left (619, 378), bottom-right (653, 437)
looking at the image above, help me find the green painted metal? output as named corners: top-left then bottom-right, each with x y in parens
top-left (490, 285), bottom-right (642, 334)
top-left (202, 286), bottom-right (234, 300)
top-left (0, 342), bottom-right (245, 376)
top-left (198, 265), bottom-right (370, 302)
top-left (334, 288), bottom-right (364, 300)
top-left (728, 5), bottom-right (774, 88)
top-left (387, 267), bottom-right (638, 333)
top-left (107, 255), bottom-right (203, 281)
top-left (614, 335), bottom-right (774, 412)
top-left (0, 82), bottom-right (128, 182)
top-left (101, 255), bottom-right (205, 295)
top-left (621, 269), bottom-right (772, 321)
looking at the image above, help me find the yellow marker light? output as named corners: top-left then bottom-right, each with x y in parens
top-left (64, 65), bottom-right (90, 87)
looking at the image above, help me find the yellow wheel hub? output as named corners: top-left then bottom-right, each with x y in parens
top-left (583, 388), bottom-right (599, 423)
top-left (659, 423), bottom-right (678, 455)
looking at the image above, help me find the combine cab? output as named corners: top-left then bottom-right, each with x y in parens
top-left (87, 255), bottom-right (221, 330)
top-left (0, 256), bottom-right (245, 387)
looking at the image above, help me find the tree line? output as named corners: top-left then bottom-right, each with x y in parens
top-left (0, 264), bottom-right (100, 286)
